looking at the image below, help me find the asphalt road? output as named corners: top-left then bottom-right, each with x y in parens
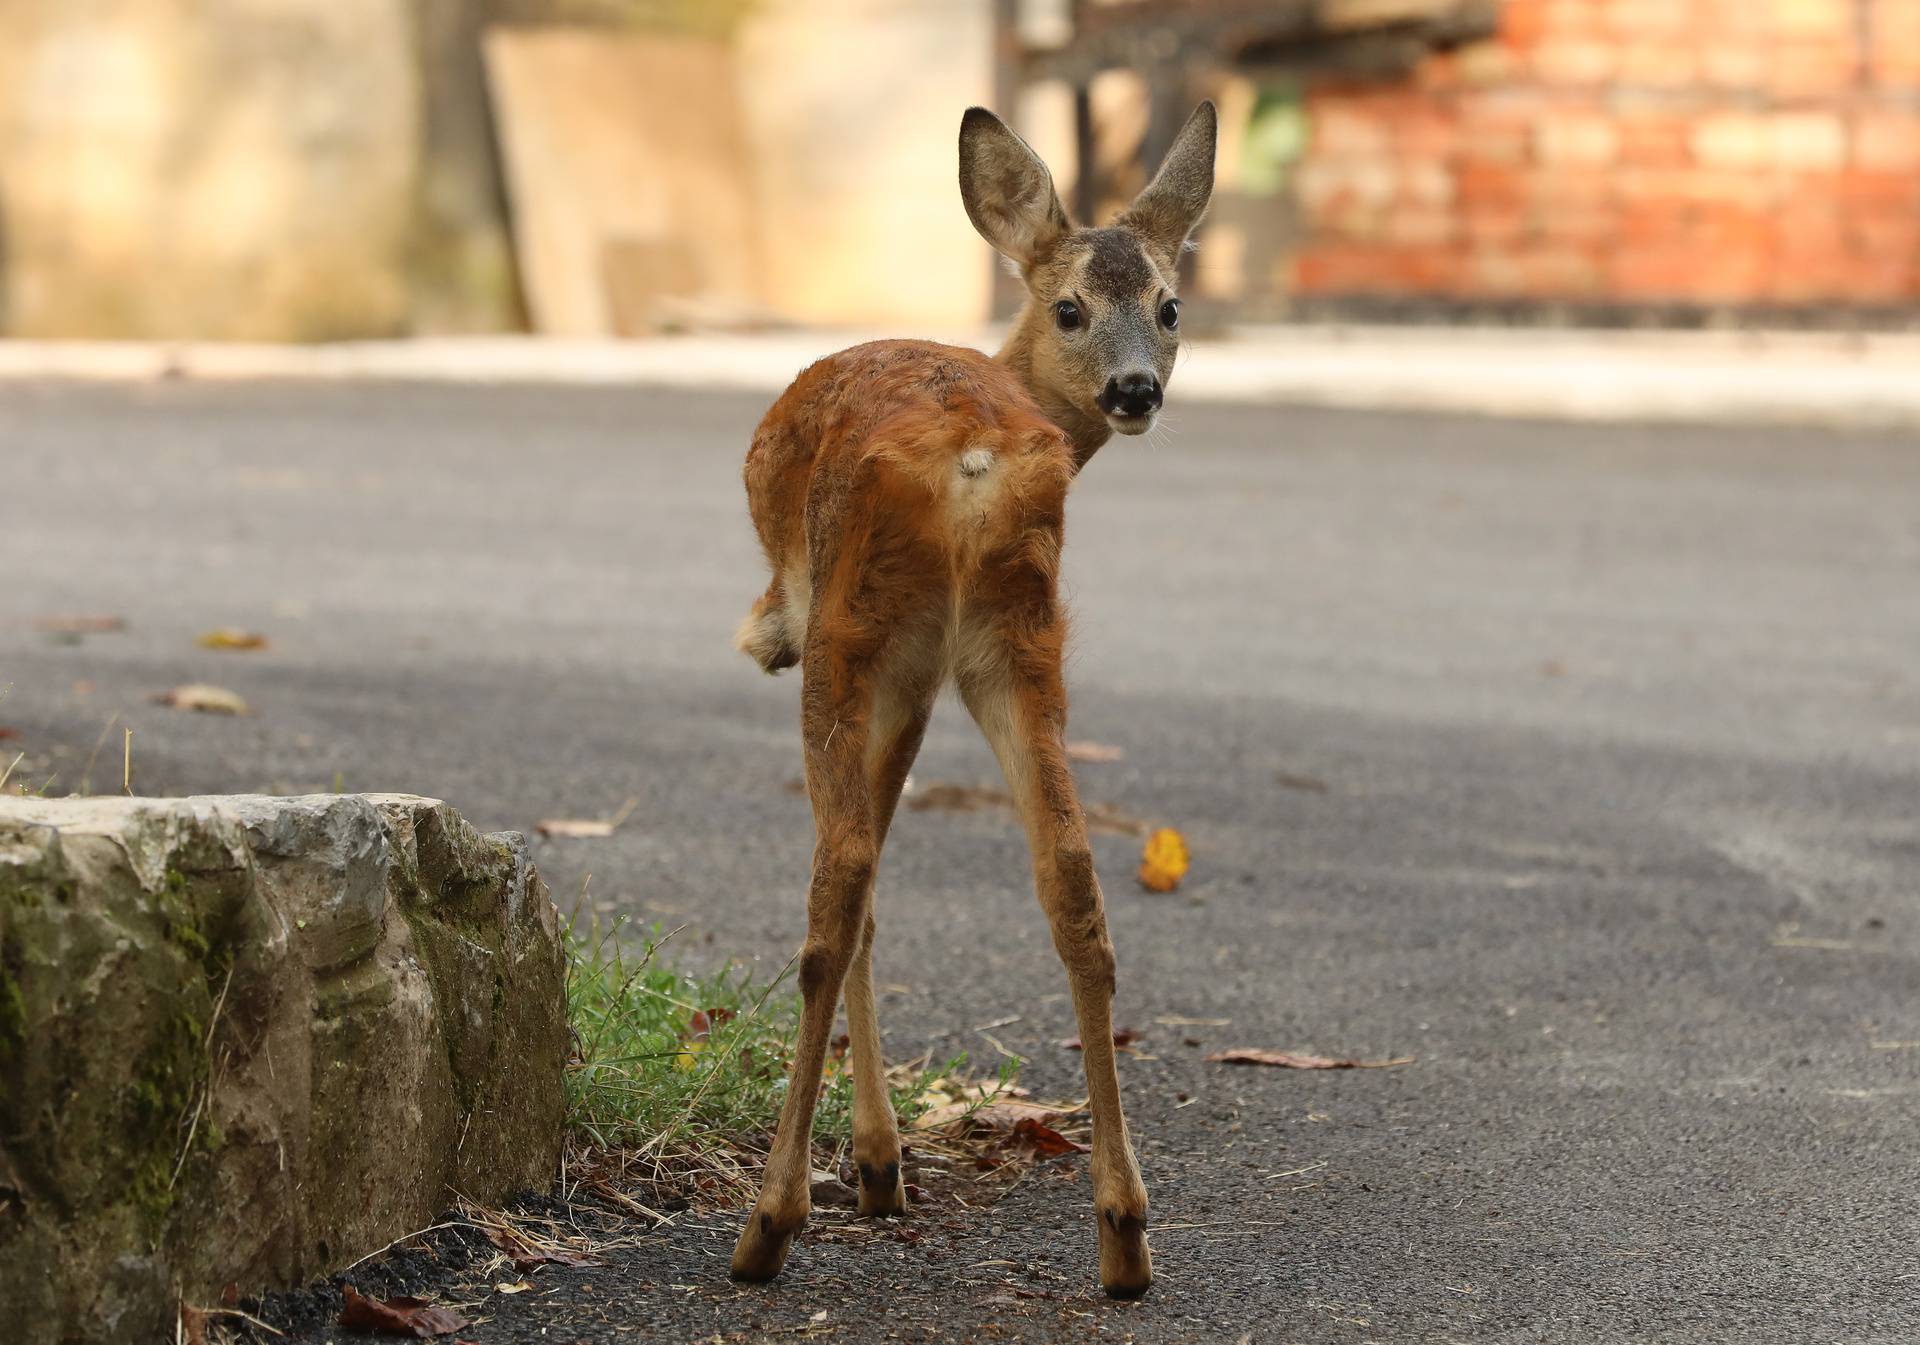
top-left (3, 378), bottom-right (1918, 1343)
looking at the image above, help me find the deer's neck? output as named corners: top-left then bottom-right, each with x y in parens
top-left (994, 321), bottom-right (1111, 473)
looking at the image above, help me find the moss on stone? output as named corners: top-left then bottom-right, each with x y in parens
top-left (123, 999), bottom-right (210, 1240)
top-left (0, 957), bottom-right (25, 1065)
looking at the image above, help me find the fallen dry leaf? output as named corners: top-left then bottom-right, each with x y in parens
top-left (35, 614), bottom-right (124, 634)
top-left (536, 797), bottom-right (638, 839)
top-left (151, 684), bottom-right (251, 716)
top-left (1059, 1026), bottom-right (1142, 1051)
top-left (179, 1304), bottom-right (208, 1345)
top-left (913, 1092), bottom-right (1060, 1132)
top-left (1205, 1049), bottom-right (1415, 1070)
top-left (1083, 802), bottom-right (1150, 838)
top-left (494, 1281), bottom-right (533, 1294)
top-left (1012, 1116), bottom-right (1090, 1157)
top-left (196, 627), bottom-right (270, 651)
top-left (1065, 740), bottom-right (1125, 763)
top-left (480, 1226), bottom-right (599, 1270)
top-left (1137, 826), bottom-right (1190, 892)
top-left (908, 781), bottom-right (1145, 837)
top-left (338, 1285), bottom-right (468, 1337)
top-left (907, 782), bottom-right (1010, 815)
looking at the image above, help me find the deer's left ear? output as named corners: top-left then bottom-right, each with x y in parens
top-left (1115, 101), bottom-right (1217, 268)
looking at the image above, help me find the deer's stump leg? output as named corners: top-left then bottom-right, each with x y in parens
top-left (731, 672), bottom-right (877, 1282)
top-left (845, 685), bottom-right (933, 1217)
top-left (963, 654), bottom-right (1152, 1298)
top-left (843, 913), bottom-right (905, 1215)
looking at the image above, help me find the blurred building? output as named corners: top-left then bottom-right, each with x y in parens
top-left (1283, 0), bottom-right (1920, 317)
top-left (0, 0), bottom-right (994, 340)
top-left (1, 0), bottom-right (1915, 339)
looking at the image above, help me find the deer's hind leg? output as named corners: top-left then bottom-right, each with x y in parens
top-left (731, 645), bottom-right (880, 1281)
top-left (732, 456), bottom-right (945, 1280)
top-left (959, 613), bottom-right (1152, 1298)
top-left (844, 662), bottom-right (937, 1217)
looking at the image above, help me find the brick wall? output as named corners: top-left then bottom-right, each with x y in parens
top-left (1290, 0), bottom-right (1920, 311)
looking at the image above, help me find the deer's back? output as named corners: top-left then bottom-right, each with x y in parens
top-left (743, 340), bottom-right (1075, 604)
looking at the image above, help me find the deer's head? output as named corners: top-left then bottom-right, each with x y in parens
top-left (960, 102), bottom-right (1216, 454)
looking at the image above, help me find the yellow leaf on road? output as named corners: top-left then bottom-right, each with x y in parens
top-left (1137, 827), bottom-right (1189, 893)
top-left (196, 627), bottom-right (270, 651)
top-left (151, 685), bottom-right (251, 716)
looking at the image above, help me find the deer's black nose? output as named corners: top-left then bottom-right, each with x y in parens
top-left (1099, 372), bottom-right (1162, 418)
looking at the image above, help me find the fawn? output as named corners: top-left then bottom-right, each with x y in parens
top-left (730, 101), bottom-right (1217, 1297)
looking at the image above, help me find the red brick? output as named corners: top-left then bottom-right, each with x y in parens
top-left (1413, 52), bottom-right (1462, 92)
top-left (1839, 169), bottom-right (1920, 209)
top-left (1536, 112), bottom-right (1621, 166)
top-left (1472, 245), bottom-right (1604, 298)
top-left (1615, 41), bottom-right (1701, 88)
top-left (1500, 0), bottom-right (1549, 49)
top-left (1853, 111), bottom-right (1920, 170)
top-left (1830, 252), bottom-right (1919, 304)
top-left (1691, 203), bottom-right (1774, 252)
top-left (1771, 44), bottom-right (1862, 97)
top-left (1609, 248), bottom-right (1703, 300)
top-left (1698, 0), bottom-right (1774, 35)
top-left (1533, 38), bottom-right (1616, 84)
top-left (1539, 204), bottom-right (1618, 243)
top-left (1294, 244), bottom-right (1450, 295)
top-left (1849, 212), bottom-right (1920, 258)
top-left (1766, 249), bottom-right (1858, 303)
top-left (1459, 163), bottom-right (1527, 208)
top-left (1395, 111), bottom-right (1460, 159)
top-left (1464, 203), bottom-right (1531, 246)
top-left (1527, 167), bottom-right (1612, 212)
top-left (1772, 204), bottom-right (1846, 252)
top-left (1770, 112), bottom-right (1847, 170)
top-left (1683, 248), bottom-right (1771, 303)
top-left (1698, 44), bottom-right (1768, 91)
top-left (1772, 0), bottom-right (1851, 34)
top-left (1616, 112), bottom-right (1692, 166)
top-left (1603, 0), bottom-right (1690, 36)
top-left (1384, 205), bottom-right (1459, 246)
top-left (1453, 101), bottom-right (1534, 166)
top-left (1617, 201), bottom-right (1690, 246)
top-left (1293, 245), bottom-right (1390, 294)
top-left (1398, 161), bottom-right (1456, 207)
top-left (1540, 0), bottom-right (1605, 36)
top-left (1613, 166), bottom-right (1694, 207)
top-left (1310, 106), bottom-right (1392, 157)
top-left (1691, 114), bottom-right (1770, 170)
top-left (1454, 41), bottom-right (1516, 87)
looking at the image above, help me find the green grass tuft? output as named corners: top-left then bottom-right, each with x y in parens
top-left (564, 919), bottom-right (990, 1193)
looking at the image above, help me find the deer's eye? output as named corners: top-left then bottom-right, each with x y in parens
top-left (1159, 298), bottom-right (1181, 331)
top-left (1054, 299), bottom-right (1082, 331)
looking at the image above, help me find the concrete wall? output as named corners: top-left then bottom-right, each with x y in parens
top-left (736, 0), bottom-right (995, 328)
top-left (1291, 0), bottom-right (1920, 310)
top-left (0, 0), bottom-right (517, 340)
top-left (0, 0), bottom-right (999, 339)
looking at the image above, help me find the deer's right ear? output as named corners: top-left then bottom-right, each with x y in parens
top-left (958, 107), bottom-right (1071, 273)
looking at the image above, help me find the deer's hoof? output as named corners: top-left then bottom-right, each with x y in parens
top-left (730, 1208), bottom-right (804, 1282)
top-left (856, 1160), bottom-right (907, 1217)
top-left (1098, 1204), bottom-right (1153, 1298)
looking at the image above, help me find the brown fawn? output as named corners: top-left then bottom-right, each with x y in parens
top-left (730, 101), bottom-right (1217, 1298)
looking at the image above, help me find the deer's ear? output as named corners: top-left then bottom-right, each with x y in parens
top-left (1116, 101), bottom-right (1217, 267)
top-left (959, 107), bottom-right (1072, 272)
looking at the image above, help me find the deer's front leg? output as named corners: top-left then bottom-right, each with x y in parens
top-left (732, 678), bottom-right (875, 1282)
top-left (963, 666), bottom-right (1152, 1298)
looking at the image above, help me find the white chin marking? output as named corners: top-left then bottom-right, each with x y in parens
top-left (1106, 412), bottom-right (1155, 436)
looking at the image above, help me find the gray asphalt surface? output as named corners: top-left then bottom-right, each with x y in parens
top-left (3, 379), bottom-right (1917, 1344)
